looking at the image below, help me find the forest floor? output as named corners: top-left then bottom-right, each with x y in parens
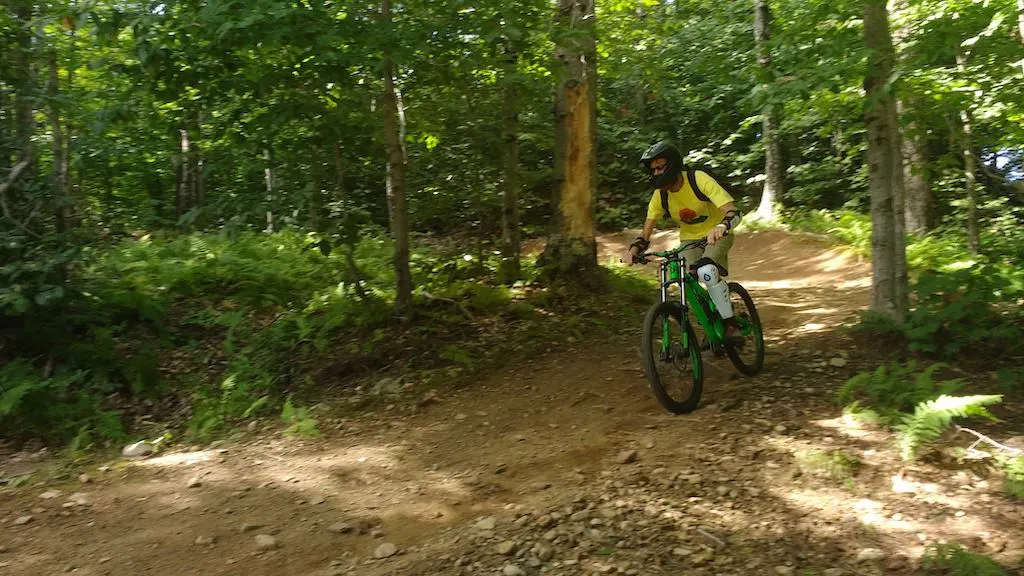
top-left (1, 230), bottom-right (1022, 576)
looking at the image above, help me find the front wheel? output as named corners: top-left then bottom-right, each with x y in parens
top-left (641, 301), bottom-right (704, 414)
top-left (724, 282), bottom-right (765, 376)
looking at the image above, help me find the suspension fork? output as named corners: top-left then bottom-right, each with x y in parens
top-left (659, 257), bottom-right (687, 357)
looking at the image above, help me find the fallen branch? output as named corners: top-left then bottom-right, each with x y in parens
top-left (956, 426), bottom-right (1024, 457)
top-left (420, 290), bottom-right (473, 320)
top-left (695, 527), bottom-right (726, 548)
top-left (0, 158), bottom-right (31, 197)
top-left (0, 158), bottom-right (42, 238)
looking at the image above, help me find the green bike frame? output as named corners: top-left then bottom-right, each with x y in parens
top-left (650, 241), bottom-right (728, 354)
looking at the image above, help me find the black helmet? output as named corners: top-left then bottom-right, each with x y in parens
top-left (640, 140), bottom-right (683, 189)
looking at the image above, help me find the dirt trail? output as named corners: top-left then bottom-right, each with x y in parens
top-left (2, 231), bottom-right (1021, 576)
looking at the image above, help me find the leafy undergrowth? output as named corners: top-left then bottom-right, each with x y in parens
top-left (922, 543), bottom-right (1009, 575)
top-left (0, 229), bottom-right (657, 451)
top-left (836, 359), bottom-right (1024, 502)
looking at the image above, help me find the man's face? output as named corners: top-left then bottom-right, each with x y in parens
top-left (650, 157), bottom-right (668, 177)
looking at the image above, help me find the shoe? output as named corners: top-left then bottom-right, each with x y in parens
top-left (723, 318), bottom-right (745, 348)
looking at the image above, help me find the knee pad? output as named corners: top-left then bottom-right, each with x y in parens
top-left (697, 263), bottom-right (721, 286)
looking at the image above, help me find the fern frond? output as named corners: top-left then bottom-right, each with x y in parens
top-left (896, 395), bottom-right (1002, 461)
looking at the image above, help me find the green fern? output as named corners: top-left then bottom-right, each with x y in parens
top-left (921, 543), bottom-right (1007, 575)
top-left (281, 396), bottom-right (320, 438)
top-left (1000, 456), bottom-right (1024, 500)
top-left (836, 361), bottom-right (964, 424)
top-left (895, 395), bottom-right (1002, 461)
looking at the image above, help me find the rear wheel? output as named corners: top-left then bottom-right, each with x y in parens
top-left (641, 301), bottom-right (704, 414)
top-left (724, 282), bottom-right (764, 376)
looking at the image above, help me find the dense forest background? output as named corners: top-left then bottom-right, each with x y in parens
top-left (1, 0), bottom-right (1022, 446)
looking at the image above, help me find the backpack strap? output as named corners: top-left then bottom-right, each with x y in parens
top-left (660, 168), bottom-right (719, 219)
top-left (686, 168), bottom-right (711, 203)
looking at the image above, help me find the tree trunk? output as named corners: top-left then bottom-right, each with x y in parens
top-left (955, 47), bottom-right (980, 255)
top-left (890, 0), bottom-right (930, 236)
top-left (902, 125), bottom-right (930, 234)
top-left (1018, 0), bottom-right (1024, 74)
top-left (176, 128), bottom-right (193, 219)
top-left (194, 109), bottom-right (205, 224)
top-left (862, 0), bottom-right (906, 322)
top-left (381, 0), bottom-right (413, 311)
top-left (333, 142), bottom-right (369, 302)
top-left (13, 2), bottom-right (34, 165)
top-left (886, 94), bottom-right (908, 318)
top-left (0, 89), bottom-right (9, 172)
top-left (539, 0), bottom-right (598, 280)
top-left (499, 40), bottom-right (522, 283)
top-left (263, 146), bottom-right (276, 233)
top-left (48, 49), bottom-right (72, 231)
top-left (753, 0), bottom-right (783, 220)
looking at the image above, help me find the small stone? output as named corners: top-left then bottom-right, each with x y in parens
top-left (78, 474), bottom-right (91, 484)
top-left (531, 482), bottom-right (551, 491)
top-left (823, 569), bottom-right (843, 576)
top-left (455, 413), bottom-right (468, 421)
top-left (12, 515), bottom-right (33, 526)
top-left (195, 536), bottom-right (215, 545)
top-left (535, 544), bottom-right (554, 561)
top-left (327, 522), bottom-right (352, 534)
top-left (187, 476), bottom-right (202, 488)
top-left (775, 567), bottom-right (795, 575)
top-left (502, 564), bottom-right (526, 576)
top-left (310, 494), bottom-right (326, 505)
top-left (497, 541), bottom-right (516, 555)
top-left (857, 548), bottom-right (885, 562)
top-left (374, 542), bottom-right (397, 558)
top-left (476, 517), bottom-right (497, 530)
top-left (98, 557), bottom-right (111, 564)
top-left (241, 523), bottom-right (263, 533)
top-left (254, 534), bottom-right (278, 550)
top-left (716, 486), bottom-right (730, 496)
top-left (773, 424), bottom-right (788, 434)
top-left (618, 450), bottom-right (638, 464)
top-left (672, 547), bottom-right (693, 557)
top-left (122, 441), bottom-right (154, 458)
top-left (39, 490), bottom-right (62, 499)
top-left (829, 357), bottom-right (848, 367)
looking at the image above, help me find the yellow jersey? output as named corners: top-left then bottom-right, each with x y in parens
top-left (645, 170), bottom-right (735, 240)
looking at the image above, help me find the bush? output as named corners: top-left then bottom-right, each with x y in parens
top-left (905, 267), bottom-right (1023, 357)
top-left (1, 227), bottom-right (546, 446)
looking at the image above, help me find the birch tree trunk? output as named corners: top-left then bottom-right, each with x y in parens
top-left (955, 46), bottom-right (980, 255)
top-left (263, 146), bottom-right (276, 233)
top-left (381, 0), bottom-right (413, 311)
top-left (753, 0), bottom-right (783, 221)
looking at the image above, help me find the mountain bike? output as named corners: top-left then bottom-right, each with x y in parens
top-left (635, 238), bottom-right (764, 414)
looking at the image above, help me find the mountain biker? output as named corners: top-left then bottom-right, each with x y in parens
top-left (621, 140), bottom-right (743, 337)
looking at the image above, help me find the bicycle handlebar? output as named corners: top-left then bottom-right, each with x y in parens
top-left (633, 238), bottom-right (709, 265)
